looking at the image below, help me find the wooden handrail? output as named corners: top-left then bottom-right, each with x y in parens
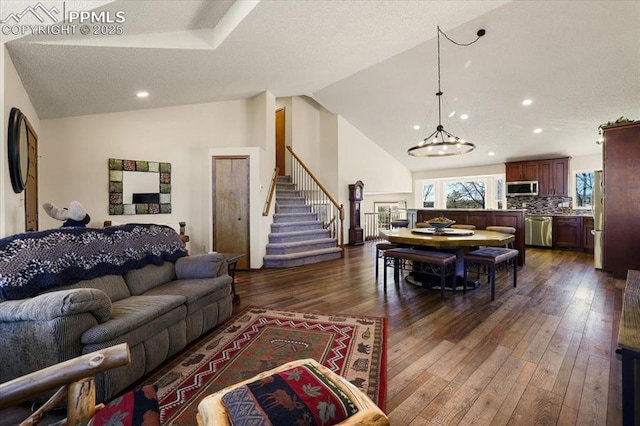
top-left (0, 343), bottom-right (130, 410)
top-left (263, 167), bottom-right (279, 216)
top-left (286, 146), bottom-right (343, 216)
top-left (286, 145), bottom-right (345, 254)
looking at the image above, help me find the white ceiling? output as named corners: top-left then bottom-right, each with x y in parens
top-left (3, 0), bottom-right (640, 172)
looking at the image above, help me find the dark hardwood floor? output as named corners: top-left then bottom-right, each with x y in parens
top-left (235, 242), bottom-right (623, 425)
top-left (2, 242), bottom-right (624, 425)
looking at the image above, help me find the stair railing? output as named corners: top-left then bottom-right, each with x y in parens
top-left (262, 167), bottom-right (279, 216)
top-left (363, 209), bottom-right (408, 240)
top-left (286, 146), bottom-right (344, 256)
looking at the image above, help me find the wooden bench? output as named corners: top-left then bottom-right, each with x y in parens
top-left (383, 248), bottom-right (457, 301)
top-left (618, 269), bottom-right (640, 426)
top-left (375, 242), bottom-right (400, 277)
top-left (463, 247), bottom-right (518, 301)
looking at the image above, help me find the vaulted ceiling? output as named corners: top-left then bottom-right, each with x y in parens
top-left (4, 0), bottom-right (639, 171)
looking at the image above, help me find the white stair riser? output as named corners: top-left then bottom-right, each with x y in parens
top-left (266, 239), bottom-right (338, 255)
top-left (264, 250), bottom-right (342, 268)
top-left (268, 230), bottom-right (330, 243)
top-left (273, 213), bottom-right (318, 223)
top-left (276, 205), bottom-right (312, 214)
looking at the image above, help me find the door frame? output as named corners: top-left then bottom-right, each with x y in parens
top-left (211, 155), bottom-right (250, 269)
top-left (275, 107), bottom-right (286, 176)
top-left (208, 147), bottom-right (261, 269)
top-left (24, 122), bottom-right (39, 231)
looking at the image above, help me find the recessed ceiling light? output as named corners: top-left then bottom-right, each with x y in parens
top-left (460, 114), bottom-right (469, 120)
top-left (522, 99), bottom-right (533, 106)
top-left (533, 128), bottom-right (543, 134)
top-left (136, 91), bottom-right (149, 98)
top-left (488, 152), bottom-right (495, 156)
top-left (413, 125), bottom-right (420, 130)
top-left (448, 111), bottom-right (456, 118)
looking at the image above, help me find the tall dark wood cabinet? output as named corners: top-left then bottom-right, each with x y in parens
top-left (348, 181), bottom-right (364, 246)
top-left (602, 121), bottom-right (640, 278)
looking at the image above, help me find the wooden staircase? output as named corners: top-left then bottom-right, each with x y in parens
top-left (263, 176), bottom-right (342, 268)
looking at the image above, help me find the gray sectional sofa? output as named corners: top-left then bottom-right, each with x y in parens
top-left (0, 224), bottom-right (234, 402)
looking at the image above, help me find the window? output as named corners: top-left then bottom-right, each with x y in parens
top-left (496, 178), bottom-right (504, 209)
top-left (419, 174), bottom-right (504, 210)
top-left (446, 181), bottom-right (486, 208)
top-left (374, 201), bottom-right (406, 229)
top-left (423, 183), bottom-right (435, 208)
top-left (575, 171), bottom-right (594, 209)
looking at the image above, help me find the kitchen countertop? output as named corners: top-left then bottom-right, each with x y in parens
top-left (408, 208), bottom-right (527, 212)
top-left (526, 212), bottom-right (593, 217)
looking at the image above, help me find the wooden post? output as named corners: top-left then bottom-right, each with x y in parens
top-left (66, 378), bottom-right (96, 425)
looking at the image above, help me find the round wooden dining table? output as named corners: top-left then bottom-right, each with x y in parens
top-left (379, 227), bottom-right (516, 290)
top-left (379, 228), bottom-right (515, 249)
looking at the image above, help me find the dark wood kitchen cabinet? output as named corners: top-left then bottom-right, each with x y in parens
top-left (553, 216), bottom-right (582, 250)
top-left (603, 121), bottom-right (640, 278)
top-left (538, 157), bottom-right (569, 196)
top-left (506, 161), bottom-right (539, 182)
top-left (505, 158), bottom-right (568, 197)
top-left (583, 216), bottom-right (594, 252)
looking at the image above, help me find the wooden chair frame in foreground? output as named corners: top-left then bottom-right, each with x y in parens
top-left (0, 343), bottom-right (130, 426)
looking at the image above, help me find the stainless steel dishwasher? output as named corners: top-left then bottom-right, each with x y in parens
top-left (525, 215), bottom-right (553, 247)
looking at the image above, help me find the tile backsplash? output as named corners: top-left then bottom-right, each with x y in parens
top-left (507, 195), bottom-right (573, 214)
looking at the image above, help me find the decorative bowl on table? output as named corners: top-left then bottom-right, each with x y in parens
top-left (426, 217), bottom-right (455, 234)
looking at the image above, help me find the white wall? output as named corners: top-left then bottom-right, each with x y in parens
top-left (338, 116), bottom-right (412, 195)
top-left (413, 163), bottom-right (505, 181)
top-left (287, 96), bottom-right (341, 192)
top-left (1, 48), bottom-right (41, 237)
top-left (248, 91), bottom-right (276, 268)
top-left (570, 153), bottom-right (602, 172)
top-left (39, 97), bottom-right (268, 258)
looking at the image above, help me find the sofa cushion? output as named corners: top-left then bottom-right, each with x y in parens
top-left (124, 263), bottom-right (176, 295)
top-left (39, 275), bottom-right (131, 302)
top-left (175, 254), bottom-right (225, 279)
top-left (0, 288), bottom-right (112, 323)
top-left (142, 276), bottom-right (232, 315)
top-left (81, 295), bottom-right (185, 345)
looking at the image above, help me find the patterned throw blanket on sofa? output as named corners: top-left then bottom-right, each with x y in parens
top-left (0, 224), bottom-right (188, 302)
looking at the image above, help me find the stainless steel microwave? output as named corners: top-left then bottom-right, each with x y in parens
top-left (506, 181), bottom-right (538, 196)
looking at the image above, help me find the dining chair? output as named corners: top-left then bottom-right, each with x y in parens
top-left (463, 247), bottom-right (518, 301)
top-left (376, 242), bottom-right (400, 277)
top-left (450, 224), bottom-right (476, 230)
top-left (486, 226), bottom-right (516, 248)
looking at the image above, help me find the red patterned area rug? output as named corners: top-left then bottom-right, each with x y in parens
top-left (147, 306), bottom-right (387, 425)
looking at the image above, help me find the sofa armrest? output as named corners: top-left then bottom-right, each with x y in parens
top-left (175, 253), bottom-right (228, 279)
top-left (0, 289), bottom-right (112, 323)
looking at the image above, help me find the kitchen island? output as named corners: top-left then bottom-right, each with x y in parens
top-left (407, 209), bottom-right (526, 266)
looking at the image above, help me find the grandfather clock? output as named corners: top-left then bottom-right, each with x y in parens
top-left (348, 180), bottom-right (364, 246)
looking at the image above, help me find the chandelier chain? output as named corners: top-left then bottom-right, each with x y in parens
top-left (407, 25), bottom-right (485, 158)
